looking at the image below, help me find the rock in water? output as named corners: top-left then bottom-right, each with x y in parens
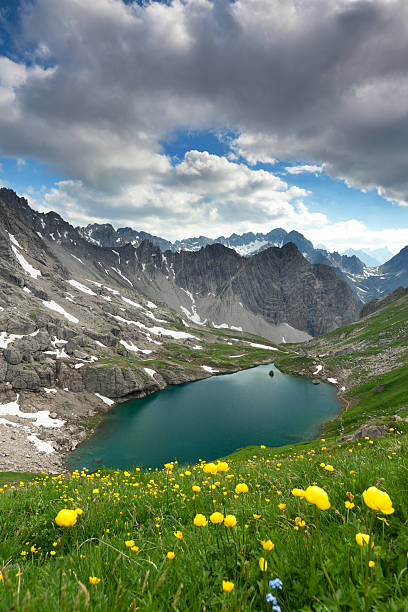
top-left (268, 370), bottom-right (274, 377)
top-left (312, 379), bottom-right (320, 385)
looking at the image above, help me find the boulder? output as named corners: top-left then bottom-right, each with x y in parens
top-left (65, 340), bottom-right (77, 355)
top-left (6, 315), bottom-right (35, 335)
top-left (4, 347), bottom-right (22, 365)
top-left (81, 365), bottom-right (145, 398)
top-left (35, 366), bottom-right (56, 387)
top-left (338, 423), bottom-right (389, 442)
top-left (10, 367), bottom-right (41, 390)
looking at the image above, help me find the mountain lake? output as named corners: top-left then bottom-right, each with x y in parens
top-left (68, 364), bottom-right (341, 471)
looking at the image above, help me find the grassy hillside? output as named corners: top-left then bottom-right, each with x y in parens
top-left (0, 429), bottom-right (407, 611)
top-left (274, 288), bottom-right (408, 437)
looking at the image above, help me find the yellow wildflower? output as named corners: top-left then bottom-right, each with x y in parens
top-left (291, 488), bottom-right (305, 498)
top-left (304, 485), bottom-right (330, 510)
top-left (222, 580), bottom-right (234, 593)
top-left (345, 501), bottom-right (355, 509)
top-left (355, 533), bottom-right (374, 548)
top-left (125, 540), bottom-right (135, 548)
top-left (224, 514), bottom-right (237, 527)
top-left (174, 530), bottom-right (183, 540)
top-left (203, 462), bottom-right (218, 475)
top-left (235, 483), bottom-right (248, 494)
top-left (278, 503), bottom-right (286, 511)
top-left (193, 514), bottom-right (207, 527)
top-left (210, 512), bottom-right (224, 524)
top-left (89, 577), bottom-right (101, 585)
top-left (259, 557), bottom-right (268, 571)
top-left (261, 539), bottom-right (274, 551)
top-left (362, 486), bottom-right (394, 515)
top-left (167, 551), bottom-right (175, 559)
top-left (55, 509), bottom-right (78, 527)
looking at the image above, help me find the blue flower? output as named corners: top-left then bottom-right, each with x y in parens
top-left (266, 593), bottom-right (277, 604)
top-left (269, 578), bottom-right (283, 590)
top-left (272, 606), bottom-right (281, 612)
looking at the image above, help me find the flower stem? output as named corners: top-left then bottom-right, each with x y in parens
top-left (314, 507), bottom-right (341, 612)
top-left (364, 509), bottom-right (375, 612)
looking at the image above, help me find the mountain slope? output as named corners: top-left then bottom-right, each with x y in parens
top-left (275, 287), bottom-right (408, 436)
top-left (0, 188), bottom-right (360, 342)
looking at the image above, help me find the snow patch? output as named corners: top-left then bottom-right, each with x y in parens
top-left (144, 368), bottom-right (156, 378)
top-left (11, 245), bottom-right (41, 279)
top-left (8, 233), bottom-right (23, 249)
top-left (248, 343), bottom-right (279, 351)
top-left (95, 393), bottom-right (114, 406)
top-left (0, 331), bottom-right (24, 349)
top-left (122, 296), bottom-right (144, 309)
top-left (0, 395), bottom-right (65, 428)
top-left (70, 254), bottom-right (84, 265)
top-left (67, 279), bottom-right (97, 296)
top-left (27, 434), bottom-right (55, 454)
top-left (44, 388), bottom-right (57, 394)
top-left (201, 365), bottom-right (219, 373)
top-left (313, 365), bottom-right (323, 375)
top-left (235, 239), bottom-right (268, 256)
top-left (212, 322), bottom-right (243, 332)
top-left (42, 300), bottom-right (79, 323)
top-left (111, 267), bottom-right (133, 286)
top-left (327, 378), bottom-right (338, 384)
top-left (120, 340), bottom-right (153, 354)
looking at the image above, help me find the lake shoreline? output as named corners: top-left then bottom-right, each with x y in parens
top-left (67, 362), bottom-right (342, 472)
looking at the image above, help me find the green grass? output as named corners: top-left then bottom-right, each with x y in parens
top-left (1, 433), bottom-right (408, 610)
top-left (0, 473), bottom-right (38, 485)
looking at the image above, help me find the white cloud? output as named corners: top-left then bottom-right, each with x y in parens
top-left (285, 164), bottom-right (325, 176)
top-left (306, 220), bottom-right (406, 255)
top-left (29, 150), bottom-right (327, 240)
top-left (0, 0), bottom-right (408, 232)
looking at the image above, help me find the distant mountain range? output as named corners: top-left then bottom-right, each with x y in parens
top-left (77, 221), bottom-right (406, 305)
top-left (342, 247), bottom-right (394, 267)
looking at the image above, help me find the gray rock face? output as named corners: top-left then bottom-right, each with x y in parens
top-left (57, 363), bottom-right (84, 392)
top-left (4, 348), bottom-right (22, 365)
top-left (360, 286), bottom-right (407, 318)
top-left (10, 366), bottom-right (41, 390)
top-left (81, 366), bottom-right (147, 398)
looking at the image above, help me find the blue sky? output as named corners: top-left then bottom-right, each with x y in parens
top-left (0, 0), bottom-right (407, 252)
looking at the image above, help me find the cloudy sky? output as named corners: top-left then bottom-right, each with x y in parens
top-left (0, 0), bottom-right (407, 253)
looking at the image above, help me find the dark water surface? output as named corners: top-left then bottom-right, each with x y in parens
top-left (68, 364), bottom-right (341, 470)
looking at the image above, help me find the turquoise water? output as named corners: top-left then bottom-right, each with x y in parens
top-left (68, 364), bottom-right (341, 470)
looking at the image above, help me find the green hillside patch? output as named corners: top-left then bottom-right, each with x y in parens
top-left (325, 363), bottom-right (408, 436)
